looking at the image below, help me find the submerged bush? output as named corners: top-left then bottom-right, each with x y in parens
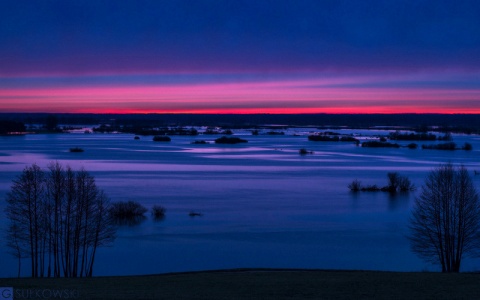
top-left (109, 201), bottom-right (148, 226)
top-left (153, 136), bottom-right (171, 142)
top-left (192, 140), bottom-right (209, 144)
top-left (348, 179), bottom-right (361, 192)
top-left (348, 173), bottom-right (414, 193)
top-left (110, 201), bottom-right (147, 218)
top-left (361, 185), bottom-right (381, 192)
top-left (407, 143), bottom-right (418, 149)
top-left (340, 136), bottom-right (359, 142)
top-left (308, 135), bottom-right (358, 143)
top-left (69, 147), bottom-right (84, 152)
top-left (308, 135), bottom-right (339, 141)
top-left (387, 172), bottom-right (415, 192)
top-left (152, 205), bottom-right (166, 220)
top-left (463, 142), bottom-right (473, 151)
top-left (398, 176), bottom-right (415, 192)
top-left (361, 141), bottom-right (400, 148)
top-left (387, 172), bottom-right (400, 193)
top-left (215, 136), bottom-right (248, 144)
top-left (422, 142), bottom-right (456, 150)
top-left (389, 131), bottom-right (437, 141)
top-left (299, 148), bottom-right (313, 155)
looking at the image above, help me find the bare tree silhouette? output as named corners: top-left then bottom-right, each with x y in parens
top-left (409, 164), bottom-right (480, 272)
top-left (5, 163), bottom-right (116, 277)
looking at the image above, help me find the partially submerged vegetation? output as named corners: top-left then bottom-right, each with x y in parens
top-left (189, 211), bottom-right (203, 217)
top-left (151, 205), bottom-right (166, 220)
top-left (389, 131), bottom-right (452, 141)
top-left (110, 201), bottom-right (148, 225)
top-left (110, 201), bottom-right (148, 219)
top-left (349, 172), bottom-right (415, 193)
top-left (124, 126), bottom-right (198, 136)
top-left (421, 142), bottom-right (456, 150)
top-left (299, 148), bottom-right (314, 155)
top-left (407, 143), bottom-right (418, 149)
top-left (204, 128), bottom-right (233, 135)
top-left (308, 133), bottom-right (358, 143)
top-left (361, 141), bottom-right (400, 148)
top-left (69, 147), bottom-right (84, 152)
top-left (153, 135), bottom-right (171, 142)
top-left (266, 131), bottom-right (285, 135)
top-left (215, 136), bottom-right (248, 144)
top-left (421, 142), bottom-right (473, 151)
top-left (463, 142), bottom-right (473, 150)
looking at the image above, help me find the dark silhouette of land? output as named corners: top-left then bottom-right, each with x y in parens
top-left (2, 113), bottom-right (480, 134)
top-left (1, 269), bottom-right (480, 299)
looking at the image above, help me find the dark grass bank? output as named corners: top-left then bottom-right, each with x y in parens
top-left (1, 269), bottom-right (480, 299)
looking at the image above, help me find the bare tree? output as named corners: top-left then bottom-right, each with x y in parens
top-left (5, 163), bottom-right (116, 278)
top-left (5, 164), bottom-right (45, 277)
top-left (6, 221), bottom-right (28, 277)
top-left (45, 162), bottom-right (65, 277)
top-left (409, 164), bottom-right (480, 272)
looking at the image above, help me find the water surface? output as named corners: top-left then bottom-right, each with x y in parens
top-left (1, 130), bottom-right (479, 277)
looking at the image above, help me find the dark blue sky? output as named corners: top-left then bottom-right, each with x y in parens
top-left (2, 0), bottom-right (480, 74)
top-left (1, 0), bottom-right (480, 113)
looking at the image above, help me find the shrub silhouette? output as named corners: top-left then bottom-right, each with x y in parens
top-left (348, 173), bottom-right (414, 193)
top-left (215, 136), bottom-right (248, 144)
top-left (299, 148), bottom-right (313, 155)
top-left (463, 142), bottom-right (473, 151)
top-left (361, 185), bottom-right (380, 192)
top-left (153, 136), bottom-right (171, 142)
top-left (348, 179), bottom-right (361, 192)
top-left (110, 201), bottom-right (147, 219)
top-left (398, 176), bottom-right (415, 192)
top-left (308, 135), bottom-right (358, 142)
top-left (152, 205), bottom-right (166, 220)
top-left (422, 142), bottom-right (456, 150)
top-left (69, 147), bottom-right (84, 152)
top-left (361, 141), bottom-right (400, 148)
top-left (387, 172), bottom-right (415, 192)
top-left (389, 131), bottom-right (437, 141)
top-left (189, 211), bottom-right (203, 217)
top-left (407, 143), bottom-right (418, 149)
top-left (308, 135), bottom-right (339, 141)
top-left (110, 201), bottom-right (148, 226)
top-left (386, 172), bottom-right (400, 193)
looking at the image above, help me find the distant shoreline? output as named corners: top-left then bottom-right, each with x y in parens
top-left (1, 113), bottom-right (480, 132)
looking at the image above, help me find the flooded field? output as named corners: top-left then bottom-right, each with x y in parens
top-left (1, 129), bottom-right (479, 277)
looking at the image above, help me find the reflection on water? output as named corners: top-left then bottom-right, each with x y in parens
top-left (387, 192), bottom-right (412, 211)
top-left (0, 131), bottom-right (479, 277)
top-left (112, 216), bottom-right (148, 227)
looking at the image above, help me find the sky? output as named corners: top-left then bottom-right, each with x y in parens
top-left (1, 0), bottom-right (480, 114)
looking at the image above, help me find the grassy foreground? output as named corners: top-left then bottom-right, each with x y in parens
top-left (1, 269), bottom-right (480, 299)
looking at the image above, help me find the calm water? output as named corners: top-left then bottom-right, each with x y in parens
top-left (1, 129), bottom-right (480, 277)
